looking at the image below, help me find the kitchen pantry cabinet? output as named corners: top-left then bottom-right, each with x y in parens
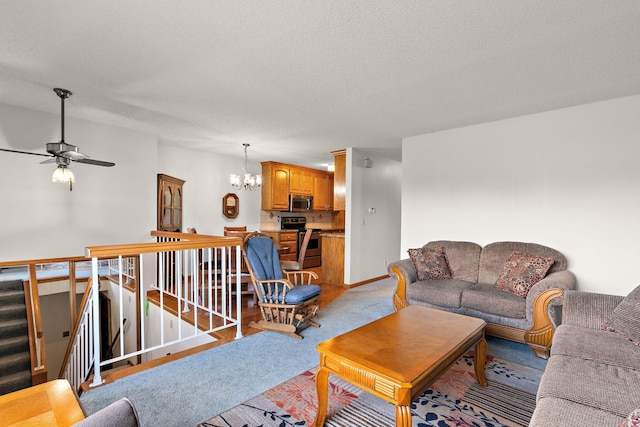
top-left (261, 161), bottom-right (334, 211)
top-left (331, 149), bottom-right (346, 211)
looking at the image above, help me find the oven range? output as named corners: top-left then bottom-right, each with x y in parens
top-left (281, 216), bottom-right (321, 268)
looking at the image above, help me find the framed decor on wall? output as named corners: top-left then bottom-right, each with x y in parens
top-left (223, 193), bottom-right (239, 218)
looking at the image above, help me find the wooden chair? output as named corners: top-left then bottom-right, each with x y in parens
top-left (280, 228), bottom-right (312, 271)
top-left (242, 232), bottom-right (321, 339)
top-left (223, 226), bottom-right (256, 304)
top-left (223, 226), bottom-right (247, 236)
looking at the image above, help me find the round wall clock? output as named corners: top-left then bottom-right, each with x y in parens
top-left (223, 193), bottom-right (239, 218)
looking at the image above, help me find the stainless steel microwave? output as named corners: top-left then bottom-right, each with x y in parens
top-left (288, 194), bottom-right (313, 212)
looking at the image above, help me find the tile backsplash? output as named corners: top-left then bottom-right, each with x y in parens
top-left (260, 210), bottom-right (336, 231)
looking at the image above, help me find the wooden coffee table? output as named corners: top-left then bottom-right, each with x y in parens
top-left (313, 305), bottom-right (487, 427)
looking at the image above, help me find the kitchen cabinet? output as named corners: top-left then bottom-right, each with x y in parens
top-left (332, 149), bottom-right (346, 211)
top-left (289, 166), bottom-right (314, 195)
top-left (262, 231), bottom-right (298, 262)
top-left (321, 232), bottom-right (344, 284)
top-left (261, 162), bottom-right (290, 210)
top-left (262, 161), bottom-right (334, 211)
top-left (157, 174), bottom-right (185, 232)
top-left (313, 172), bottom-right (334, 211)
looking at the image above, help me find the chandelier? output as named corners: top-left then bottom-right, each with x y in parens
top-left (230, 143), bottom-right (262, 191)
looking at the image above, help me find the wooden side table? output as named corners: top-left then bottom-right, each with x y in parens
top-left (0, 379), bottom-right (85, 427)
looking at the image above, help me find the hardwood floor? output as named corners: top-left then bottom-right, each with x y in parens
top-left (105, 267), bottom-right (349, 383)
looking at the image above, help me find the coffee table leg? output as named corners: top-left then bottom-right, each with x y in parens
top-left (396, 404), bottom-right (412, 427)
top-left (314, 367), bottom-right (329, 426)
top-left (474, 334), bottom-right (488, 387)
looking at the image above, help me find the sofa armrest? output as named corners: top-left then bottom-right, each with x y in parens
top-left (387, 258), bottom-right (417, 284)
top-left (525, 270), bottom-right (577, 322)
top-left (561, 290), bottom-right (624, 329)
top-left (387, 259), bottom-right (417, 311)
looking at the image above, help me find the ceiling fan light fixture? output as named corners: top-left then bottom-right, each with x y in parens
top-left (52, 165), bottom-right (75, 185)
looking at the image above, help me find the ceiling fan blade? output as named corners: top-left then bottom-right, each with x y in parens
top-left (75, 158), bottom-right (116, 167)
top-left (61, 150), bottom-right (89, 160)
top-left (0, 148), bottom-right (52, 158)
top-left (40, 158), bottom-right (57, 164)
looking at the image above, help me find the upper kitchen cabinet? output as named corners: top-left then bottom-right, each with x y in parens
top-left (313, 171), bottom-right (334, 211)
top-left (157, 173), bottom-right (185, 232)
top-left (261, 162), bottom-right (290, 210)
top-left (332, 149), bottom-right (346, 211)
top-left (261, 161), bottom-right (335, 211)
top-left (289, 166), bottom-right (314, 195)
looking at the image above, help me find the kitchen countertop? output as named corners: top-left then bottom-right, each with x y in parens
top-left (320, 232), bottom-right (344, 238)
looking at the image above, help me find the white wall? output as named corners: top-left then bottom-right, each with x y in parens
top-left (0, 103), bottom-right (157, 260)
top-left (402, 95), bottom-right (640, 296)
top-left (346, 148), bottom-right (402, 284)
top-left (0, 102), bottom-right (261, 262)
top-left (157, 144), bottom-right (261, 234)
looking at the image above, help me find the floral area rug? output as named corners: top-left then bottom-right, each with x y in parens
top-left (199, 353), bottom-right (542, 427)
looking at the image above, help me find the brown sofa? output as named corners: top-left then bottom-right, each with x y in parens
top-left (387, 241), bottom-right (576, 358)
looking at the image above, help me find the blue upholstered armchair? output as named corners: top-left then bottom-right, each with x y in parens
top-left (242, 232), bottom-right (321, 339)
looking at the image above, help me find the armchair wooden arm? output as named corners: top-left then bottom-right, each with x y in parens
top-left (284, 270), bottom-right (319, 285)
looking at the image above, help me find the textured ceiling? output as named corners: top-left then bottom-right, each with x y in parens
top-left (1, 1), bottom-right (639, 168)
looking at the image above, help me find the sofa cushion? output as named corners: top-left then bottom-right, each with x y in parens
top-left (478, 241), bottom-right (566, 284)
top-left (406, 279), bottom-right (475, 308)
top-left (604, 285), bottom-right (640, 345)
top-left (530, 397), bottom-right (624, 427)
top-left (537, 355), bottom-right (640, 418)
top-left (461, 283), bottom-right (526, 319)
top-left (426, 241), bottom-right (481, 283)
top-left (407, 246), bottom-right (452, 281)
top-left (283, 284), bottom-right (321, 304)
top-left (494, 251), bottom-right (555, 297)
top-left (552, 324), bottom-right (640, 370)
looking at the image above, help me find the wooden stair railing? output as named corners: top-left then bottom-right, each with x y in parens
top-left (23, 272), bottom-right (47, 386)
top-left (58, 275), bottom-right (95, 382)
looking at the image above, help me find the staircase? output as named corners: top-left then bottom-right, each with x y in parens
top-left (0, 280), bottom-right (32, 396)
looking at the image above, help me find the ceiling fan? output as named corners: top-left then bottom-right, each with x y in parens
top-left (0, 88), bottom-right (115, 191)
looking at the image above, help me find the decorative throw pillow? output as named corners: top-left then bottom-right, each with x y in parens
top-left (620, 407), bottom-right (640, 427)
top-left (495, 251), bottom-right (555, 298)
top-left (407, 246), bottom-right (452, 281)
top-left (603, 285), bottom-right (640, 346)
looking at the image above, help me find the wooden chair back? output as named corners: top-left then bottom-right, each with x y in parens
top-left (297, 229), bottom-right (313, 267)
